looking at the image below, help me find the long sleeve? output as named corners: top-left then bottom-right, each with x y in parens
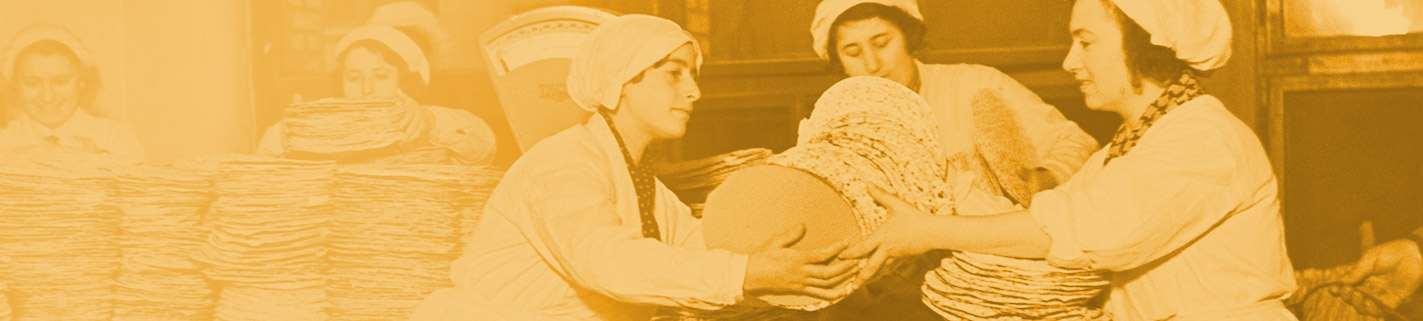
top-left (255, 123), bottom-right (284, 156)
top-left (976, 68), bottom-right (1098, 182)
top-left (520, 163), bottom-right (747, 310)
top-left (1029, 112), bottom-right (1258, 272)
top-left (102, 123), bottom-right (146, 163)
top-left (426, 106), bottom-right (497, 166)
top-left (661, 183), bottom-right (707, 249)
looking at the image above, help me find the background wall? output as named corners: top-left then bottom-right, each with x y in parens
top-left (0, 0), bottom-right (254, 162)
top-left (643, 0), bottom-right (1264, 160)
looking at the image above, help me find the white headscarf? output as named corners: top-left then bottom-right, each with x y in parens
top-left (566, 14), bottom-right (702, 113)
top-left (810, 0), bottom-right (923, 60)
top-left (366, 1), bottom-right (447, 68)
top-left (332, 25), bottom-right (432, 84)
top-left (1109, 0), bottom-right (1232, 71)
top-left (2, 24), bottom-right (97, 84)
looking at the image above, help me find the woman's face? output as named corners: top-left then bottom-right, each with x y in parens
top-left (833, 17), bottom-right (918, 90)
top-left (14, 53), bottom-right (82, 129)
top-left (1062, 0), bottom-right (1133, 112)
top-left (341, 46), bottom-right (401, 99)
top-left (617, 44), bottom-right (701, 140)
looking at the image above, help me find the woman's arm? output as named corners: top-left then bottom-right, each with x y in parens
top-left (980, 67), bottom-right (1099, 185)
top-left (847, 117), bottom-right (1251, 276)
top-left (521, 164), bottom-right (857, 309)
top-left (255, 123), bottom-right (285, 157)
top-left (426, 106), bottom-right (497, 166)
top-left (841, 186), bottom-right (1050, 280)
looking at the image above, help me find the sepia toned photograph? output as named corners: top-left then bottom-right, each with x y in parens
top-left (0, 0), bottom-right (1420, 320)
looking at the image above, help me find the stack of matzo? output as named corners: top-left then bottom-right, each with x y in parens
top-left (196, 155), bottom-right (334, 321)
top-left (924, 252), bottom-right (1109, 320)
top-left (367, 146), bottom-right (455, 165)
top-left (328, 164), bottom-right (501, 320)
top-left (0, 146), bottom-right (122, 321)
top-left (283, 98), bottom-right (407, 155)
top-left (0, 257), bottom-right (12, 321)
top-left (112, 163), bottom-right (217, 321)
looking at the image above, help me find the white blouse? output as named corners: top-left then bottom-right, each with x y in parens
top-left (410, 115), bottom-right (747, 321)
top-left (915, 61), bottom-right (1099, 206)
top-left (0, 109), bottom-right (145, 163)
top-left (257, 102), bottom-right (496, 165)
top-left (1030, 95), bottom-right (1298, 321)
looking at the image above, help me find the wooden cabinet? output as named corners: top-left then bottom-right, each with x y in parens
top-left (650, 1), bottom-right (1116, 160)
top-left (1261, 0), bottom-right (1423, 268)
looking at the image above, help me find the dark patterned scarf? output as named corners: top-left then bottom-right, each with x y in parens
top-left (598, 109), bottom-right (662, 240)
top-left (1104, 71), bottom-right (1204, 165)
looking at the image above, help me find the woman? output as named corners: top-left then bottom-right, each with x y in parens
top-left (812, 0), bottom-right (1099, 208)
top-left (846, 0), bottom-right (1298, 320)
top-left (809, 1), bottom-right (1101, 318)
top-left (256, 24), bottom-right (497, 165)
top-left (0, 24), bottom-right (144, 163)
top-left (410, 15), bottom-right (857, 321)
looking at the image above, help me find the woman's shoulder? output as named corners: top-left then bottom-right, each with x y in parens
top-left (506, 125), bottom-right (607, 177)
top-left (921, 63), bottom-right (1012, 79)
top-left (82, 113), bottom-right (141, 138)
top-left (423, 105), bottom-right (495, 130)
top-left (423, 105), bottom-right (480, 120)
top-left (1165, 95), bottom-right (1241, 129)
top-left (1154, 95), bottom-right (1265, 154)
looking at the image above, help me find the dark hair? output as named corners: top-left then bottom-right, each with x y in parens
top-left (1106, 0), bottom-right (1192, 89)
top-left (825, 3), bottom-right (927, 75)
top-left (627, 48), bottom-right (700, 85)
top-left (334, 27), bottom-right (430, 99)
top-left (10, 40), bottom-right (102, 114)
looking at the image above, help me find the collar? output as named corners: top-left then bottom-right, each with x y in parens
top-left (583, 113), bottom-right (632, 174)
top-left (912, 60), bottom-right (929, 94)
top-left (18, 108), bottom-right (96, 140)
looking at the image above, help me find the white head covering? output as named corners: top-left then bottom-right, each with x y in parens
top-left (1109, 0), bottom-right (1232, 71)
top-left (332, 25), bottom-right (431, 84)
top-left (566, 14), bottom-right (702, 112)
top-left (366, 1), bottom-right (447, 68)
top-left (2, 24), bottom-right (97, 84)
top-left (810, 0), bottom-right (923, 60)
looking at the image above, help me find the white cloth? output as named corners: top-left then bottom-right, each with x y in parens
top-left (366, 1), bottom-right (446, 68)
top-left (256, 102), bottom-right (497, 165)
top-left (332, 25), bottom-right (431, 84)
top-left (1030, 95), bottom-right (1297, 321)
top-left (914, 62), bottom-right (1099, 206)
top-left (410, 115), bottom-right (747, 321)
top-left (1109, 0), bottom-right (1233, 71)
top-left (566, 14), bottom-right (702, 112)
top-left (810, 0), bottom-right (923, 60)
top-left (2, 23), bottom-right (96, 83)
top-left (0, 109), bottom-right (144, 163)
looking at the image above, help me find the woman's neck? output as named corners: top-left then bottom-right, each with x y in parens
top-left (1117, 84), bottom-right (1166, 128)
top-left (908, 60), bottom-right (923, 93)
top-left (607, 113), bottom-right (653, 164)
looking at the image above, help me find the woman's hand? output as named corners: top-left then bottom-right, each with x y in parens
top-left (1344, 237), bottom-right (1423, 307)
top-left (743, 224), bottom-right (859, 301)
top-left (398, 100), bottom-right (436, 146)
top-left (839, 185), bottom-right (940, 282)
top-left (72, 136), bottom-right (104, 154)
top-left (1026, 167), bottom-right (1058, 194)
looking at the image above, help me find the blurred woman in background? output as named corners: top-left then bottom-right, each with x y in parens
top-left (807, 1), bottom-right (1101, 318)
top-left (0, 23), bottom-right (145, 163)
top-left (256, 22), bottom-right (497, 165)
